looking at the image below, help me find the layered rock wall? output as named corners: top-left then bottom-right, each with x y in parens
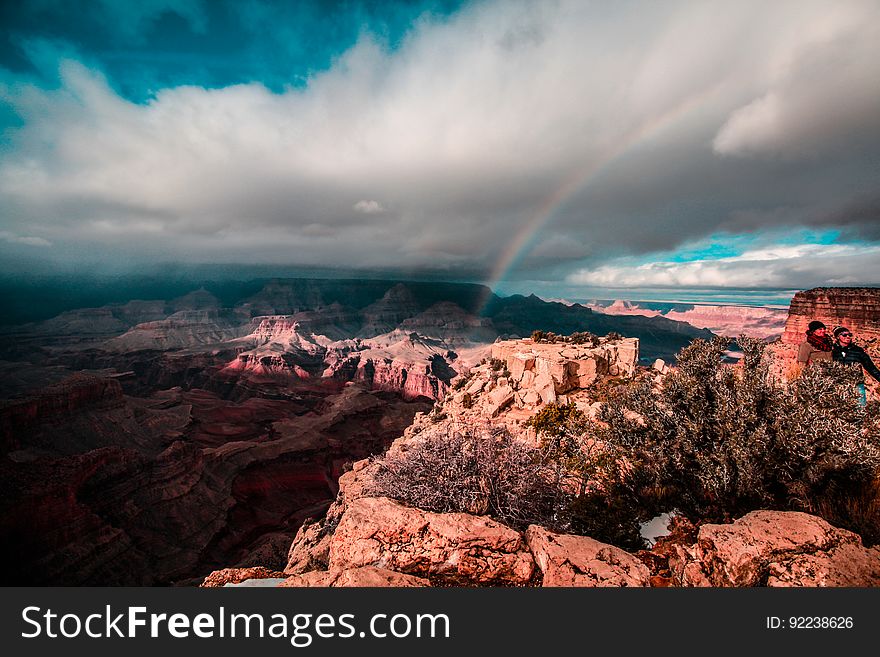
top-left (781, 287), bottom-right (880, 345)
top-left (0, 375), bottom-right (125, 454)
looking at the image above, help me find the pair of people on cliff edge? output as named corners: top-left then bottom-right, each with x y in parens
top-left (798, 320), bottom-right (880, 406)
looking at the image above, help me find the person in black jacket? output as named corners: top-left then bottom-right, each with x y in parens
top-left (832, 326), bottom-right (880, 406)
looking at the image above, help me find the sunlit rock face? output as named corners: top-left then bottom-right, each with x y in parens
top-left (668, 510), bottom-right (880, 587)
top-left (781, 287), bottom-right (880, 345)
top-left (768, 287), bottom-right (880, 398)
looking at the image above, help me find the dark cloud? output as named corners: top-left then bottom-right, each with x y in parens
top-left (0, 0), bottom-right (879, 290)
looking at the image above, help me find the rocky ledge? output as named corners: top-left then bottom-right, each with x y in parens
top-left (204, 489), bottom-right (880, 588)
top-left (202, 337), bottom-right (880, 588)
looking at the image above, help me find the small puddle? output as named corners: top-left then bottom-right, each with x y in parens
top-left (640, 511), bottom-right (678, 547)
top-left (224, 578), bottom-right (288, 587)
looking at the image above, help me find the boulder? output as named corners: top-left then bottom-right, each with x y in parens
top-left (465, 377), bottom-right (486, 395)
top-left (329, 496), bottom-right (534, 585)
top-left (574, 358), bottom-right (598, 388)
top-left (486, 385), bottom-right (515, 417)
top-left (509, 355), bottom-right (535, 381)
top-left (672, 510), bottom-right (880, 587)
top-left (284, 520), bottom-right (332, 575)
top-left (280, 566), bottom-right (430, 588)
top-left (533, 373), bottom-right (557, 404)
top-left (526, 525), bottom-right (650, 587)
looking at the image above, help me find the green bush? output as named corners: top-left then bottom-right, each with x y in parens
top-left (531, 330), bottom-right (600, 346)
top-left (595, 336), bottom-right (880, 535)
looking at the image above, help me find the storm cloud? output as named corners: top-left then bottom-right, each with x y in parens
top-left (1, 0), bottom-right (879, 290)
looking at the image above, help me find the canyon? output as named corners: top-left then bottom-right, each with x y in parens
top-left (7, 280), bottom-right (877, 586)
top-left (213, 326), bottom-right (880, 588)
top-left (0, 277), bottom-right (709, 585)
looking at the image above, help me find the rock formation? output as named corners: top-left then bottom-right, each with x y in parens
top-left (769, 287), bottom-right (880, 397)
top-left (667, 511), bottom-right (880, 587)
top-left (328, 496), bottom-right (535, 585)
top-left (526, 525), bottom-right (650, 587)
top-left (2, 277), bottom-right (817, 587)
top-left (781, 287), bottom-right (880, 345)
top-left (223, 328), bottom-right (880, 589)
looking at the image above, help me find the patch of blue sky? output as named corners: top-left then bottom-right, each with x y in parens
top-left (774, 227), bottom-right (840, 246)
top-left (654, 228), bottom-right (847, 266)
top-left (666, 239), bottom-right (748, 263)
top-left (0, 0), bottom-right (469, 103)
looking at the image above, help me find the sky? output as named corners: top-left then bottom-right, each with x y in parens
top-left (1, 0), bottom-right (879, 304)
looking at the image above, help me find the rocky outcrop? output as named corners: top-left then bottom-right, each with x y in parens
top-left (441, 337), bottom-right (639, 418)
top-left (354, 356), bottom-right (446, 401)
top-left (669, 510), bottom-right (880, 587)
top-left (492, 337), bottom-right (639, 394)
top-left (280, 566), bottom-right (430, 588)
top-left (526, 525), bottom-right (650, 587)
top-left (327, 496), bottom-right (535, 585)
top-left (781, 287), bottom-right (880, 346)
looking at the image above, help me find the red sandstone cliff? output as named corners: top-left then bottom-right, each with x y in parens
top-left (771, 287), bottom-right (880, 396)
top-left (781, 287), bottom-right (880, 345)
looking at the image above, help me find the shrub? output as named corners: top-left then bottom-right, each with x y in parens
top-left (371, 427), bottom-right (566, 530)
top-left (488, 357), bottom-right (505, 371)
top-left (594, 335), bottom-right (880, 533)
top-left (461, 392), bottom-right (473, 409)
top-left (526, 402), bottom-right (587, 441)
top-left (531, 330), bottom-right (601, 346)
top-left (570, 331), bottom-right (600, 347)
top-left (524, 401), bottom-right (646, 545)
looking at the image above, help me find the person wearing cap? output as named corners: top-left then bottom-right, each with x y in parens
top-left (832, 326), bottom-right (880, 406)
top-left (797, 320), bottom-right (833, 366)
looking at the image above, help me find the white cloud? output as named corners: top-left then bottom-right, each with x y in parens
top-left (0, 231), bottom-right (52, 247)
top-left (713, 1), bottom-right (880, 157)
top-left (0, 0), bottom-right (878, 279)
top-left (353, 200), bottom-right (384, 214)
top-left (567, 243), bottom-right (880, 289)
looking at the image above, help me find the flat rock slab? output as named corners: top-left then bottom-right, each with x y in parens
top-left (675, 510), bottom-right (880, 587)
top-left (280, 566), bottom-right (430, 587)
top-left (526, 525), bottom-right (650, 587)
top-left (329, 496), bottom-right (534, 585)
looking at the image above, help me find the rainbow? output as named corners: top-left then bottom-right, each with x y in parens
top-left (476, 85), bottom-right (721, 315)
